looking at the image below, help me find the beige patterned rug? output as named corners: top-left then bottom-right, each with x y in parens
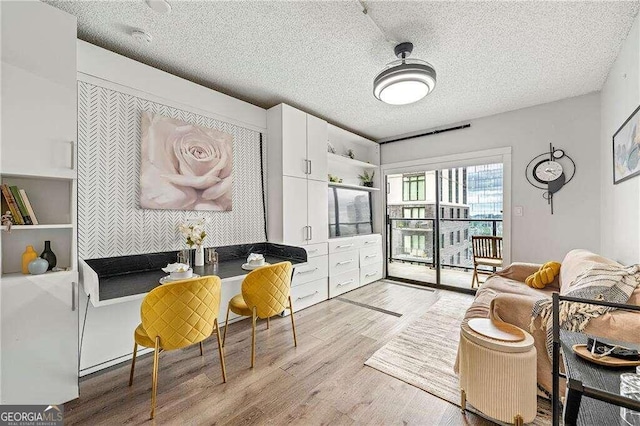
top-left (365, 290), bottom-right (552, 426)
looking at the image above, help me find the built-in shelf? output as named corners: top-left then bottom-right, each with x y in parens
top-left (1, 224), bottom-right (73, 231)
top-left (1, 269), bottom-right (76, 283)
top-left (328, 153), bottom-right (378, 169)
top-left (328, 182), bottom-right (380, 192)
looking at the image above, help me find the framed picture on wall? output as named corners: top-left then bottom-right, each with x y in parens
top-left (140, 111), bottom-right (234, 211)
top-left (613, 104), bottom-right (640, 185)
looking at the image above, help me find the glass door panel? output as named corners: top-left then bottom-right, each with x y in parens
top-left (438, 163), bottom-right (504, 290)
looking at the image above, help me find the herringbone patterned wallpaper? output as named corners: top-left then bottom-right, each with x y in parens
top-left (78, 81), bottom-right (266, 259)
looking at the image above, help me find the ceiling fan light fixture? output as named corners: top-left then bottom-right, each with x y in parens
top-left (373, 43), bottom-right (436, 105)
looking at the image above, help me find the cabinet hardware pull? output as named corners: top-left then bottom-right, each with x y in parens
top-left (365, 254), bottom-right (377, 259)
top-left (304, 226), bottom-right (310, 241)
top-left (337, 260), bottom-right (354, 265)
top-left (297, 291), bottom-right (319, 301)
top-left (337, 279), bottom-right (354, 287)
top-left (308, 160), bottom-right (312, 175)
top-left (70, 140), bottom-right (76, 170)
top-left (365, 272), bottom-right (377, 278)
top-left (307, 249), bottom-right (318, 253)
top-left (296, 267), bottom-right (318, 275)
top-left (308, 226), bottom-right (312, 241)
top-left (364, 241), bottom-right (377, 244)
top-left (336, 244), bottom-right (354, 249)
top-left (71, 281), bottom-right (76, 311)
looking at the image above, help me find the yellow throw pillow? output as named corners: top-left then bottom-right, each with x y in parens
top-left (525, 261), bottom-right (561, 289)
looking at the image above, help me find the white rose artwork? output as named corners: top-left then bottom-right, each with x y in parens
top-left (140, 112), bottom-right (233, 211)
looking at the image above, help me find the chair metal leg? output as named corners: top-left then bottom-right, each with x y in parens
top-left (267, 316), bottom-right (270, 330)
top-left (214, 319), bottom-right (227, 383)
top-left (472, 266), bottom-right (478, 288)
top-left (199, 341), bottom-right (204, 356)
top-left (222, 303), bottom-right (231, 347)
top-left (251, 307), bottom-right (257, 368)
top-left (289, 296), bottom-right (298, 347)
top-left (129, 342), bottom-right (137, 386)
top-left (150, 337), bottom-right (160, 419)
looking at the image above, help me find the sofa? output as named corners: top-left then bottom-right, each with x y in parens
top-left (455, 249), bottom-right (640, 395)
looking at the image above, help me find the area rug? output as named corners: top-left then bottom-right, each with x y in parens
top-left (365, 291), bottom-right (552, 426)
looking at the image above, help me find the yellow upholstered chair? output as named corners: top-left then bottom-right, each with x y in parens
top-left (222, 262), bottom-right (297, 368)
top-left (128, 276), bottom-right (226, 419)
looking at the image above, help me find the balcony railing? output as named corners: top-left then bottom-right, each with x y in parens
top-left (388, 217), bottom-right (503, 271)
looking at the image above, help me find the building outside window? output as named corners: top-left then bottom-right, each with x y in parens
top-left (441, 233), bottom-right (445, 248)
top-left (464, 229), bottom-right (469, 240)
top-left (403, 234), bottom-right (426, 255)
top-left (403, 207), bottom-right (425, 218)
top-left (456, 208), bottom-right (461, 219)
top-left (457, 252), bottom-right (461, 264)
top-left (456, 230), bottom-right (461, 243)
top-left (449, 232), bottom-right (454, 245)
top-left (403, 175), bottom-right (426, 201)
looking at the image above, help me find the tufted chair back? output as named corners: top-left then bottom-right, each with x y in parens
top-left (141, 276), bottom-right (221, 350)
top-left (242, 262), bottom-right (293, 319)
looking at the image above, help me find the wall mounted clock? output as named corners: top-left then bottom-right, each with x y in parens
top-left (525, 143), bottom-right (575, 214)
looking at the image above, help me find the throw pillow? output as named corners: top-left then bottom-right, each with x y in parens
top-left (525, 261), bottom-right (561, 289)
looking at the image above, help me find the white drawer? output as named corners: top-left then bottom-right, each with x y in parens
top-left (329, 269), bottom-right (360, 298)
top-left (289, 278), bottom-right (328, 313)
top-left (360, 245), bottom-right (383, 266)
top-left (304, 243), bottom-right (328, 258)
top-left (292, 255), bottom-right (328, 286)
top-left (329, 249), bottom-right (359, 275)
top-left (357, 234), bottom-right (382, 248)
top-left (329, 238), bottom-right (358, 254)
top-left (360, 262), bottom-right (383, 286)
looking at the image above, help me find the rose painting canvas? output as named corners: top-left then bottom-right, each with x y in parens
top-left (140, 112), bottom-right (233, 211)
top-left (613, 104), bottom-right (640, 185)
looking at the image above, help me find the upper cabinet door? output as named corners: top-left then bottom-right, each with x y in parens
top-left (1, 1), bottom-right (77, 178)
top-left (281, 105), bottom-right (308, 180)
top-left (306, 114), bottom-right (328, 182)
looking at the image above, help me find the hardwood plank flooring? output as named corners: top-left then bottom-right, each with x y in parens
top-left (65, 280), bottom-right (493, 425)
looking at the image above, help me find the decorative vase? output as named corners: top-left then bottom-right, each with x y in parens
top-left (28, 258), bottom-right (49, 275)
top-left (40, 240), bottom-right (57, 271)
top-left (363, 181), bottom-right (374, 188)
top-left (195, 245), bottom-right (204, 267)
top-left (21, 245), bottom-right (38, 274)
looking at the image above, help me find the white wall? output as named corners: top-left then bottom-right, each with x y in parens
top-left (600, 15), bottom-right (640, 265)
top-left (381, 93), bottom-right (602, 264)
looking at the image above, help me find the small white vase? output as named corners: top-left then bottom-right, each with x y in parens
top-left (195, 245), bottom-right (204, 267)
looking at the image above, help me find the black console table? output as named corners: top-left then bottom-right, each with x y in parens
top-left (552, 293), bottom-right (640, 425)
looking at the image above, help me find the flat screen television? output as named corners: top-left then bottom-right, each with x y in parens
top-left (328, 186), bottom-right (373, 238)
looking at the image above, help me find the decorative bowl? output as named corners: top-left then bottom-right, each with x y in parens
top-left (170, 268), bottom-right (193, 280)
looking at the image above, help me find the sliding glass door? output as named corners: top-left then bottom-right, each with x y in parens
top-left (386, 161), bottom-right (504, 292)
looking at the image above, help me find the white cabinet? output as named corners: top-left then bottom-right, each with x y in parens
top-left (267, 104), bottom-right (329, 246)
top-left (281, 106), bottom-right (307, 179)
top-left (1, 272), bottom-right (78, 404)
top-left (292, 255), bottom-right (328, 287)
top-left (1, 0), bottom-right (77, 179)
top-left (327, 234), bottom-right (383, 298)
top-left (282, 176), bottom-right (309, 246)
top-left (306, 114), bottom-right (328, 182)
top-left (307, 179), bottom-right (328, 244)
top-left (0, 1), bottom-right (79, 404)
top-left (289, 278), bottom-right (329, 313)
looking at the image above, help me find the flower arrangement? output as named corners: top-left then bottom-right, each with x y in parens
top-left (178, 218), bottom-right (207, 248)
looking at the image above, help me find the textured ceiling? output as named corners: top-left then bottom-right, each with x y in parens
top-left (46, 0), bottom-right (640, 141)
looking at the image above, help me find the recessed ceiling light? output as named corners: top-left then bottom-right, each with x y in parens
top-left (373, 42), bottom-right (437, 105)
top-left (145, 0), bottom-right (171, 14)
top-left (132, 30), bottom-right (153, 45)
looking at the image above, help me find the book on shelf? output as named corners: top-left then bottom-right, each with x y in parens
top-left (1, 184), bottom-right (24, 225)
top-left (9, 186), bottom-right (32, 225)
top-left (19, 189), bottom-right (38, 225)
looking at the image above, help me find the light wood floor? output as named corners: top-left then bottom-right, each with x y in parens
top-left (65, 280), bottom-right (493, 425)
top-left (388, 263), bottom-right (491, 290)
